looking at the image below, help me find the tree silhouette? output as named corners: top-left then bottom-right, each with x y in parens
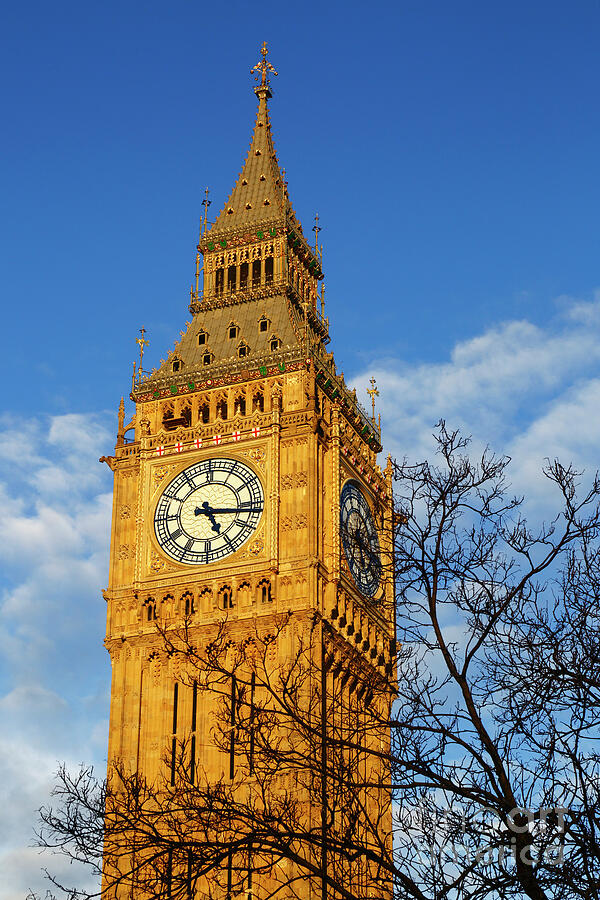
top-left (36, 424), bottom-right (600, 900)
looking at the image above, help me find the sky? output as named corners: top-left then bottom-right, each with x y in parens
top-left (1, 0), bottom-right (600, 896)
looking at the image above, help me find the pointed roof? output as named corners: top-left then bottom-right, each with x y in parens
top-left (209, 44), bottom-right (303, 237)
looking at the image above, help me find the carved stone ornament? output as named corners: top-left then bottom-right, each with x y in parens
top-left (248, 447), bottom-right (266, 466)
top-left (150, 553), bottom-right (166, 573)
top-left (248, 537), bottom-right (264, 556)
top-left (150, 659), bottom-right (162, 685)
top-left (281, 471), bottom-right (307, 490)
top-left (153, 464), bottom-right (178, 486)
top-left (119, 544), bottom-right (130, 560)
top-left (120, 504), bottom-right (131, 519)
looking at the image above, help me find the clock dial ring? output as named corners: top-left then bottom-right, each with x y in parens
top-left (340, 480), bottom-right (381, 598)
top-left (154, 457), bottom-right (264, 565)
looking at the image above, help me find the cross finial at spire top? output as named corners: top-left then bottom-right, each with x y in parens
top-left (251, 41), bottom-right (278, 98)
top-left (367, 377), bottom-right (380, 423)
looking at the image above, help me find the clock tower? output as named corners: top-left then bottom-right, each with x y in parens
top-left (102, 44), bottom-right (395, 899)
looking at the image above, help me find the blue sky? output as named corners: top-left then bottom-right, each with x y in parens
top-left (1, 1), bottom-right (600, 896)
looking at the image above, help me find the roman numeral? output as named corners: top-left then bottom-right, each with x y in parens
top-left (235, 519), bottom-right (253, 532)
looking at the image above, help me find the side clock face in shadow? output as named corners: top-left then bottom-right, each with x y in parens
top-left (154, 457), bottom-right (264, 565)
top-left (340, 480), bottom-right (382, 598)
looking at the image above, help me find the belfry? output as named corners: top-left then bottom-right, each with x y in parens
top-left (103, 44), bottom-right (395, 899)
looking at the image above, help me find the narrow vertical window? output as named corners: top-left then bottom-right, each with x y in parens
top-left (239, 261), bottom-right (249, 290)
top-left (265, 256), bottom-right (274, 284)
top-left (226, 847), bottom-right (233, 900)
top-left (166, 848), bottom-right (173, 900)
top-left (229, 674), bottom-right (236, 780)
top-left (252, 259), bottom-right (261, 287)
top-left (170, 682), bottom-right (178, 786)
top-left (249, 671), bottom-right (256, 775)
top-left (186, 851), bottom-right (193, 900)
top-left (191, 680), bottom-right (198, 731)
top-left (170, 736), bottom-right (176, 786)
top-left (227, 264), bottom-right (236, 292)
top-left (190, 680), bottom-right (198, 783)
top-left (247, 842), bottom-right (253, 896)
top-left (215, 267), bottom-right (224, 295)
top-left (172, 682), bottom-right (179, 734)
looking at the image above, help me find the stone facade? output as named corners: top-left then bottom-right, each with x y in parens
top-left (102, 44), bottom-right (395, 900)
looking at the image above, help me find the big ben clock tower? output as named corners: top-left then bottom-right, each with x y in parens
top-left (102, 44), bottom-right (395, 900)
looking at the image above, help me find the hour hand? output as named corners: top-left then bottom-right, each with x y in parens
top-left (194, 501), bottom-right (221, 533)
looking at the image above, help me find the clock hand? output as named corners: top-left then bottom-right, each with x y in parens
top-left (194, 504), bottom-right (262, 515)
top-left (193, 501), bottom-right (221, 533)
top-left (352, 526), bottom-right (367, 567)
top-left (204, 506), bottom-right (262, 514)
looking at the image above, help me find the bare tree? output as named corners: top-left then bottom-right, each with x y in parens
top-left (36, 423), bottom-right (600, 900)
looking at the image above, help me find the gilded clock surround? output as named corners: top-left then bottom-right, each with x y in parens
top-left (102, 43), bottom-right (396, 900)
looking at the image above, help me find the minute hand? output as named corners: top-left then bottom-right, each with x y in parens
top-left (194, 506), bottom-right (262, 515)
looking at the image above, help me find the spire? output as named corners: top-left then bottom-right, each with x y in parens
top-left (208, 43), bottom-right (303, 236)
top-left (250, 41), bottom-right (278, 100)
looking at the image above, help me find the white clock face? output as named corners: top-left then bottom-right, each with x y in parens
top-left (340, 481), bottom-right (381, 598)
top-left (154, 458), bottom-right (264, 565)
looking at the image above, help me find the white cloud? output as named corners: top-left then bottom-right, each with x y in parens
top-left (353, 292), bottom-right (600, 514)
top-left (0, 412), bottom-right (112, 900)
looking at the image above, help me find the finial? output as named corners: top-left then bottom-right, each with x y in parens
top-left (312, 213), bottom-right (321, 255)
top-left (251, 42), bottom-right (278, 98)
top-left (201, 187), bottom-right (211, 237)
top-left (116, 397), bottom-right (126, 447)
top-left (366, 377), bottom-right (379, 423)
top-left (136, 327), bottom-right (149, 382)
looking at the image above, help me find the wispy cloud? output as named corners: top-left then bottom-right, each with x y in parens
top-left (353, 291), bottom-right (600, 512)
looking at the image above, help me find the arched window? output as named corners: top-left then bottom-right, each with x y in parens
top-left (252, 391), bottom-right (264, 413)
top-left (237, 581), bottom-right (252, 606)
top-left (199, 586), bottom-right (213, 610)
top-left (144, 598), bottom-right (157, 621)
top-left (198, 402), bottom-right (210, 424)
top-left (215, 268), bottom-right (224, 295)
top-left (227, 265), bottom-right (236, 292)
top-left (216, 397), bottom-right (227, 420)
top-left (183, 592), bottom-right (195, 616)
top-left (265, 256), bottom-right (274, 284)
top-left (234, 394), bottom-right (246, 416)
top-left (259, 580), bottom-right (272, 604)
top-left (252, 259), bottom-right (261, 288)
top-left (239, 261), bottom-right (249, 290)
top-left (219, 586), bottom-right (234, 610)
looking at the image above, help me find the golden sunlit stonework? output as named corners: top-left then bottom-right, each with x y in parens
top-left (102, 44), bottom-right (395, 900)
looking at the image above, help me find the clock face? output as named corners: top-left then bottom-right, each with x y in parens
top-left (154, 457), bottom-right (264, 565)
top-left (340, 481), bottom-right (381, 598)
